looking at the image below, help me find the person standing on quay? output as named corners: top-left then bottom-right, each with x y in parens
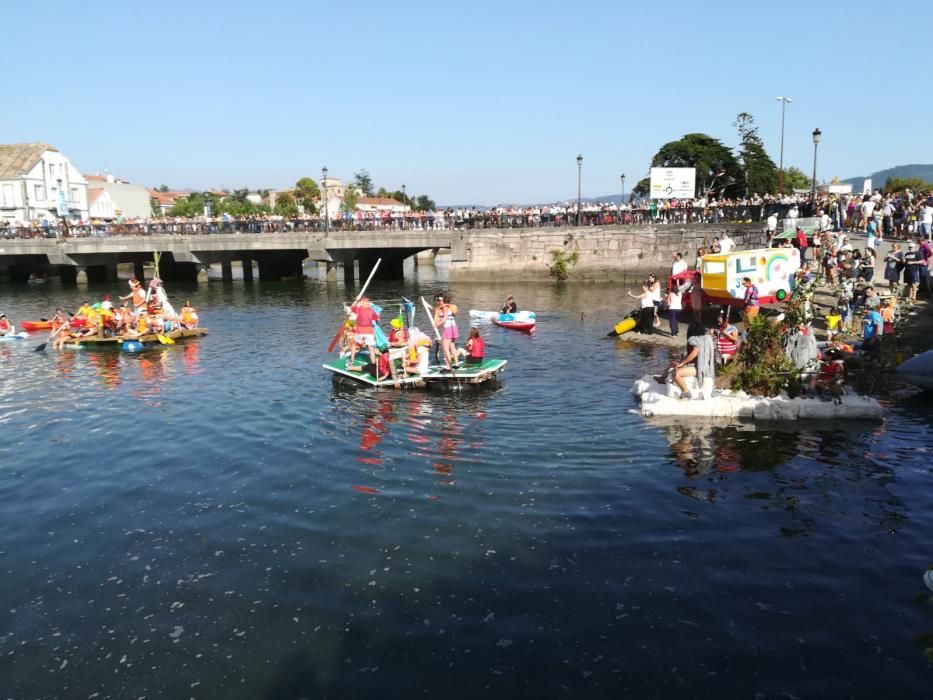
top-left (742, 277), bottom-right (760, 319)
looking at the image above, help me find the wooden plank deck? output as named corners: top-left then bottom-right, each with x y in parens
top-left (323, 357), bottom-right (507, 388)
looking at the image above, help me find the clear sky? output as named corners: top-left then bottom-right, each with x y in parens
top-left (5, 0), bottom-right (930, 204)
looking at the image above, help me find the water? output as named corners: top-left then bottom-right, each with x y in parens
top-left (1, 275), bottom-right (932, 699)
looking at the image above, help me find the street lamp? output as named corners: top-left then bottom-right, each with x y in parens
top-left (776, 96), bottom-right (792, 195)
top-left (576, 154), bottom-right (583, 226)
top-left (811, 128), bottom-right (822, 207)
top-left (322, 166), bottom-right (328, 232)
top-left (620, 173), bottom-right (625, 205)
top-left (401, 184), bottom-right (407, 229)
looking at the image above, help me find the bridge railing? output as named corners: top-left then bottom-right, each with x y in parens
top-left (0, 204), bottom-right (816, 240)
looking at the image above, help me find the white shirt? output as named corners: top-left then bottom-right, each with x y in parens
top-left (671, 259), bottom-right (688, 276)
top-left (767, 214), bottom-right (778, 232)
top-left (861, 201), bottom-right (876, 218)
top-left (667, 290), bottom-right (682, 311)
top-left (719, 236), bottom-right (735, 254)
top-left (921, 205), bottom-right (933, 225)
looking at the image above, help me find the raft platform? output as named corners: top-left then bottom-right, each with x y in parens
top-left (61, 327), bottom-right (208, 350)
top-left (631, 375), bottom-right (883, 420)
top-left (323, 357), bottom-right (507, 388)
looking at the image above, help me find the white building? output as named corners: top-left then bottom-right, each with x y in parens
top-left (356, 196), bottom-right (410, 214)
top-left (87, 187), bottom-right (117, 220)
top-left (0, 142), bottom-right (89, 223)
top-left (85, 174), bottom-right (154, 219)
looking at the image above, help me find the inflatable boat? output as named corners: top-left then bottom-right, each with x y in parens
top-left (897, 350), bottom-right (933, 391)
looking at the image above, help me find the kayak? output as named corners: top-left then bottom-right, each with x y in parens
top-left (21, 320), bottom-right (52, 331)
top-left (607, 309), bottom-right (639, 337)
top-left (492, 318), bottom-right (535, 332)
top-left (470, 309), bottom-right (536, 321)
top-left (0, 332), bottom-right (29, 341)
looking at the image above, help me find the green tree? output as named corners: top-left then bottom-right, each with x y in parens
top-left (415, 195), bottom-right (436, 211)
top-left (389, 190), bottom-right (411, 207)
top-left (156, 184), bottom-right (170, 193)
top-left (631, 177), bottom-right (651, 199)
top-left (781, 166), bottom-right (812, 193)
top-left (884, 176), bottom-right (933, 194)
top-left (295, 177), bottom-right (320, 213)
top-left (734, 112), bottom-right (778, 195)
top-left (375, 186), bottom-right (391, 198)
top-left (339, 188), bottom-right (360, 213)
top-left (228, 188), bottom-right (250, 204)
top-left (650, 133), bottom-right (743, 198)
top-left (150, 197), bottom-right (163, 217)
top-left (274, 192), bottom-right (298, 218)
top-left (353, 169), bottom-right (374, 197)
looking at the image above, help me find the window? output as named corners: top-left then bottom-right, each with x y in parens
top-left (1, 184), bottom-right (13, 206)
top-left (703, 260), bottom-right (726, 275)
top-left (34, 183), bottom-right (45, 201)
top-left (70, 187), bottom-right (79, 202)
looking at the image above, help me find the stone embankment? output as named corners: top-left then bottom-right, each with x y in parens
top-left (448, 224), bottom-right (766, 282)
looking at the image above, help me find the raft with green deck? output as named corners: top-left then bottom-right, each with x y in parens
top-left (323, 356), bottom-right (507, 388)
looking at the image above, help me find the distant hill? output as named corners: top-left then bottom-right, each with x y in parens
top-left (840, 163), bottom-right (933, 190)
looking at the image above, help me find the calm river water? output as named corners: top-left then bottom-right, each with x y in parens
top-left (1, 270), bottom-right (932, 699)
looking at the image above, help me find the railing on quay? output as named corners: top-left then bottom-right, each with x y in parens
top-left (0, 204), bottom-right (816, 240)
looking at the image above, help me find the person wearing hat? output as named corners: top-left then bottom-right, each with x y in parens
top-left (120, 278), bottom-right (147, 313)
top-left (349, 296), bottom-right (379, 368)
top-left (0, 313), bottom-right (12, 337)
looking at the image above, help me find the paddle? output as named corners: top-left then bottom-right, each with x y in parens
top-left (35, 323), bottom-right (64, 352)
top-left (327, 258), bottom-right (383, 353)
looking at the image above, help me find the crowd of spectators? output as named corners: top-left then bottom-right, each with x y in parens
top-left (2, 190), bottom-right (930, 239)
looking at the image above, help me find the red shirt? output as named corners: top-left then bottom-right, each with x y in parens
top-left (468, 336), bottom-right (485, 360)
top-left (352, 305), bottom-right (379, 334)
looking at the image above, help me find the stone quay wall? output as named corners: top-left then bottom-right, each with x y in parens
top-left (448, 224), bottom-right (768, 282)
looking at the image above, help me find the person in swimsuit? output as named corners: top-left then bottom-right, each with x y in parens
top-left (433, 293), bottom-right (459, 369)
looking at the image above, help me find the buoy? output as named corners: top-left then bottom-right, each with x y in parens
top-left (123, 341), bottom-right (143, 353)
top-left (924, 568), bottom-right (933, 594)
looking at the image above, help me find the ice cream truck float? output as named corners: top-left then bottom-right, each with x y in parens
top-left (700, 247), bottom-right (800, 307)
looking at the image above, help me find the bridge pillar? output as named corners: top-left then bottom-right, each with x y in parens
top-left (75, 267), bottom-right (88, 285)
top-left (133, 260), bottom-right (146, 283)
top-left (221, 260), bottom-right (233, 281)
top-left (342, 261), bottom-right (355, 285)
top-left (197, 265), bottom-right (209, 284)
top-left (325, 262), bottom-right (338, 283)
top-left (241, 259), bottom-right (254, 281)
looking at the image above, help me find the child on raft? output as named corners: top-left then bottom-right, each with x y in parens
top-left (457, 327), bottom-right (485, 365)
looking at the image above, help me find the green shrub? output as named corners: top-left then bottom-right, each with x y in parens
top-left (722, 314), bottom-right (802, 397)
top-left (549, 249), bottom-right (580, 281)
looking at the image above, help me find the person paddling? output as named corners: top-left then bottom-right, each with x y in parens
top-left (501, 295), bottom-right (518, 314)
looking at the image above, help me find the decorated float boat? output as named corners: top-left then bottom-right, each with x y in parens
top-left (59, 327), bottom-right (208, 350)
top-left (323, 356), bottom-right (507, 388)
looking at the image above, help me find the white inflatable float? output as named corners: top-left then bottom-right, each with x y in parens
top-left (631, 375), bottom-right (883, 420)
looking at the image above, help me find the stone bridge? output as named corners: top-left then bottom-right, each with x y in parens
top-left (0, 230), bottom-right (463, 283)
top-left (0, 223), bottom-right (766, 284)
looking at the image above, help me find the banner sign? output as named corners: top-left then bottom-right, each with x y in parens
top-left (650, 167), bottom-right (696, 199)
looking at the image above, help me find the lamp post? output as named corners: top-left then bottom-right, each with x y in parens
top-left (401, 184), bottom-right (406, 229)
top-left (576, 154), bottom-right (583, 226)
top-left (810, 128), bottom-right (821, 208)
top-left (776, 96), bottom-right (792, 195)
top-left (620, 173), bottom-right (625, 205)
top-left (322, 166), bottom-right (328, 232)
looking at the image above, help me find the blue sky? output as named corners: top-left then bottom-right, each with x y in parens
top-left (6, 0), bottom-right (930, 204)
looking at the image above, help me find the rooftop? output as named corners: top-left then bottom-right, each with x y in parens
top-left (0, 142), bottom-right (59, 180)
